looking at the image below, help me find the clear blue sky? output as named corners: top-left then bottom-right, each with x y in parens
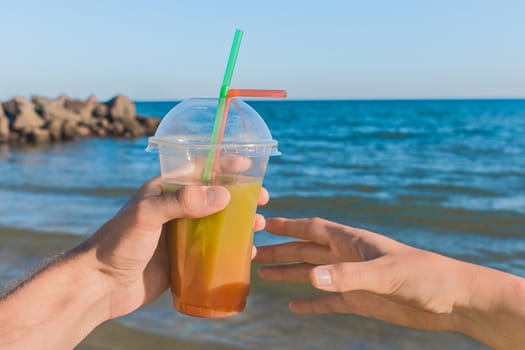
top-left (1, 0), bottom-right (524, 100)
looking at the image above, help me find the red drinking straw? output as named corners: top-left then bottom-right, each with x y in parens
top-left (227, 89), bottom-right (287, 98)
top-left (217, 89), bottom-right (287, 144)
top-left (210, 89), bottom-right (287, 180)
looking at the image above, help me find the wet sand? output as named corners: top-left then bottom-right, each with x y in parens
top-left (0, 225), bottom-right (490, 350)
top-left (78, 320), bottom-right (242, 350)
top-left (0, 226), bottom-right (243, 349)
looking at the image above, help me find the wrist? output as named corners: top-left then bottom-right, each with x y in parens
top-left (451, 264), bottom-right (525, 348)
top-left (450, 261), bottom-right (494, 337)
top-left (65, 241), bottom-right (113, 324)
top-left (45, 241), bottom-right (113, 345)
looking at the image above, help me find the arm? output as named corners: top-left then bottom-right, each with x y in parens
top-left (0, 177), bottom-right (268, 350)
top-left (255, 217), bottom-right (525, 349)
top-left (0, 178), bottom-right (232, 349)
top-left (0, 246), bottom-right (109, 349)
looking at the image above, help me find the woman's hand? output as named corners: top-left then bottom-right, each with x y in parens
top-left (255, 217), bottom-right (525, 349)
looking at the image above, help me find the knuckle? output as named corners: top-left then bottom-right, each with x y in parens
top-left (350, 235), bottom-right (366, 259)
top-left (380, 257), bottom-right (403, 294)
top-left (145, 176), bottom-right (161, 187)
top-left (333, 263), bottom-right (359, 292)
top-left (284, 218), bottom-right (295, 234)
top-left (291, 242), bottom-right (301, 260)
top-left (175, 187), bottom-right (199, 216)
top-left (300, 217), bottom-right (323, 236)
top-left (133, 198), bottom-right (153, 223)
top-left (270, 245), bottom-right (277, 263)
top-left (331, 264), bottom-right (347, 291)
top-left (308, 217), bottom-right (324, 226)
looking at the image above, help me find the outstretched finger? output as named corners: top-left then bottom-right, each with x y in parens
top-left (292, 291), bottom-right (451, 331)
top-left (310, 259), bottom-right (393, 294)
top-left (254, 241), bottom-right (332, 265)
top-left (257, 263), bottom-right (315, 283)
top-left (289, 293), bottom-right (344, 314)
top-left (265, 217), bottom-right (348, 245)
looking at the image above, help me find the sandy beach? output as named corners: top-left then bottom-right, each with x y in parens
top-left (0, 226), bottom-right (244, 350)
top-left (1, 226), bottom-right (487, 350)
top-left (79, 320), bottom-right (243, 350)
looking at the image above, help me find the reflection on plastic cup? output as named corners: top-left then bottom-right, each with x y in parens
top-left (147, 98), bottom-right (279, 318)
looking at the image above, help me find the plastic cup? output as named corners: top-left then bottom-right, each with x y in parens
top-left (146, 98), bottom-right (279, 318)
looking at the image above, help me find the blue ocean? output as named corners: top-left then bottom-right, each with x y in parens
top-left (1, 99), bottom-right (524, 349)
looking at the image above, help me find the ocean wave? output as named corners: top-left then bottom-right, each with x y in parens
top-left (0, 184), bottom-right (136, 197)
top-left (264, 196), bottom-right (525, 238)
top-left (406, 183), bottom-right (500, 196)
top-left (367, 131), bottom-right (419, 140)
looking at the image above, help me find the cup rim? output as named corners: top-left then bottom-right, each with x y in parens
top-left (146, 136), bottom-right (281, 155)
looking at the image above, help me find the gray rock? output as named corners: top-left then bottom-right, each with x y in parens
top-left (2, 96), bottom-right (25, 117)
top-left (1, 94), bottom-right (156, 145)
top-left (27, 128), bottom-right (51, 144)
top-left (16, 126), bottom-right (36, 145)
top-left (93, 127), bottom-right (107, 137)
top-left (4, 97), bottom-right (45, 130)
top-left (76, 125), bottom-right (91, 137)
top-left (122, 118), bottom-right (145, 138)
top-left (9, 131), bottom-right (21, 143)
top-left (32, 95), bottom-right (82, 124)
top-left (106, 95), bottom-right (136, 121)
top-left (93, 103), bottom-right (108, 118)
top-left (64, 98), bottom-right (96, 122)
top-left (137, 115), bottom-right (161, 135)
top-left (111, 120), bottom-right (125, 136)
top-left (47, 120), bottom-right (63, 142)
top-left (97, 118), bottom-right (110, 129)
top-left (61, 121), bottom-right (77, 140)
top-left (0, 105), bottom-right (9, 143)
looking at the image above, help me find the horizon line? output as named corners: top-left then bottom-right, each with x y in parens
top-left (133, 96), bottom-right (525, 102)
top-left (2, 95), bottom-right (525, 103)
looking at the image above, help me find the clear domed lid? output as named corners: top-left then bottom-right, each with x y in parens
top-left (146, 98), bottom-right (280, 156)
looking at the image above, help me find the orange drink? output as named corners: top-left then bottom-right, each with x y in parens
top-left (162, 175), bottom-right (261, 318)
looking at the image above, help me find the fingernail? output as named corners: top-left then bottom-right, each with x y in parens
top-left (205, 187), bottom-right (229, 207)
top-left (314, 267), bottom-right (332, 287)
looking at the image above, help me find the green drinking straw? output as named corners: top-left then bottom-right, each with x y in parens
top-left (203, 29), bottom-right (244, 184)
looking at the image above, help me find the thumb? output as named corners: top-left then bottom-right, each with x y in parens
top-left (138, 186), bottom-right (230, 226)
top-left (310, 260), bottom-right (389, 294)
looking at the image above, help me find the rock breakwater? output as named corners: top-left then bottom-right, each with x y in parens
top-left (0, 94), bottom-right (160, 145)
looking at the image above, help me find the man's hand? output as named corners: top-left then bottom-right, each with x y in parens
top-left (0, 177), bottom-right (269, 350)
top-left (90, 176), bottom-right (268, 318)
